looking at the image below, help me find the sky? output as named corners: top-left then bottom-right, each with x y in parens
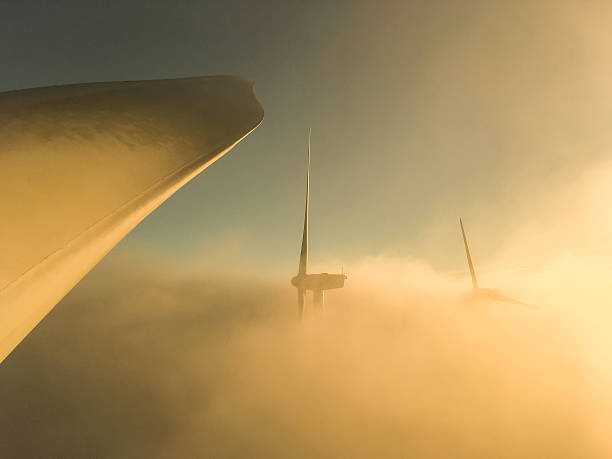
top-left (2, 1), bottom-right (612, 457)
top-left (3, 0), bottom-right (612, 275)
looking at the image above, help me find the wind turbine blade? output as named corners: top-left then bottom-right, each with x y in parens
top-left (492, 293), bottom-right (538, 310)
top-left (0, 76), bottom-right (263, 364)
top-left (298, 128), bottom-right (310, 275)
top-left (298, 288), bottom-right (305, 319)
top-left (460, 218), bottom-right (479, 289)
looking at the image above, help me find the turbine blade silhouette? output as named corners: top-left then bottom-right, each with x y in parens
top-left (460, 218), bottom-right (479, 289)
top-left (298, 128), bottom-right (310, 275)
top-left (297, 288), bottom-right (305, 319)
top-left (490, 292), bottom-right (538, 309)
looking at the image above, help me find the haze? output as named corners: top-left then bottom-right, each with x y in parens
top-left (1, 0), bottom-right (612, 457)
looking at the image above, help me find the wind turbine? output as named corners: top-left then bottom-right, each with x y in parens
top-left (291, 129), bottom-right (347, 319)
top-left (459, 218), bottom-right (535, 309)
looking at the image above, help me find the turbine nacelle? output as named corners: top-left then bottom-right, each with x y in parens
top-left (291, 273), bottom-right (347, 291)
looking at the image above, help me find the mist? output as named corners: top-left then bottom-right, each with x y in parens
top-left (0, 246), bottom-right (610, 458)
top-left (2, 1), bottom-right (612, 457)
top-left (2, 160), bottom-right (612, 458)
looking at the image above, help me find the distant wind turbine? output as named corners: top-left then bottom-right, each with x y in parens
top-left (291, 129), bottom-right (347, 319)
top-left (459, 218), bottom-right (535, 309)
